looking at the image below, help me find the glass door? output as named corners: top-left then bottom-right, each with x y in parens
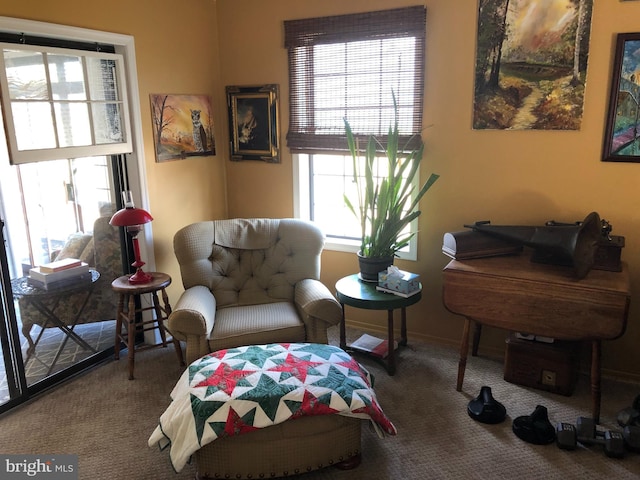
top-left (0, 153), bottom-right (126, 412)
top-left (0, 221), bottom-right (27, 409)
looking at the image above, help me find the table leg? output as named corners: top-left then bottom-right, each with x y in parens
top-left (127, 294), bottom-right (136, 380)
top-left (472, 323), bottom-right (482, 357)
top-left (339, 303), bottom-right (346, 350)
top-left (152, 290), bottom-right (168, 347)
top-left (25, 320), bottom-right (48, 362)
top-left (456, 317), bottom-right (471, 391)
top-left (387, 309), bottom-right (396, 376)
top-left (26, 294), bottom-right (96, 375)
top-left (30, 297), bottom-right (94, 352)
top-left (399, 307), bottom-right (408, 347)
top-left (591, 340), bottom-right (602, 423)
top-left (44, 289), bottom-right (96, 374)
top-left (21, 297), bottom-right (61, 358)
top-left (114, 293), bottom-right (124, 360)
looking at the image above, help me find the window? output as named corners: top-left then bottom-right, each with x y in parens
top-left (0, 43), bottom-right (132, 164)
top-left (284, 6), bottom-right (426, 259)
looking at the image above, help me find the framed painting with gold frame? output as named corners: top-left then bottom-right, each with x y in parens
top-left (226, 84), bottom-right (279, 163)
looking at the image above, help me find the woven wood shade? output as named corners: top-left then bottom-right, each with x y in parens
top-left (284, 6), bottom-right (426, 154)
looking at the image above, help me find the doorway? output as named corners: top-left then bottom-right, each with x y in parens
top-left (0, 16), bottom-right (146, 414)
top-left (0, 152), bottom-right (128, 412)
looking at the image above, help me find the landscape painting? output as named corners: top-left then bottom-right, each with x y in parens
top-left (150, 94), bottom-right (215, 162)
top-left (473, 0), bottom-right (593, 130)
top-left (602, 33), bottom-right (640, 162)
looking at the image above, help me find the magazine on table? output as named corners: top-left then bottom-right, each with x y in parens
top-left (350, 333), bottom-right (398, 359)
top-left (375, 286), bottom-right (421, 298)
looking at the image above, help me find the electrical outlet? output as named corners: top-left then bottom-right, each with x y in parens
top-left (541, 370), bottom-right (557, 386)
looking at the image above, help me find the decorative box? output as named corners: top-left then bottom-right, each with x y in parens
top-left (378, 268), bottom-right (420, 295)
top-left (593, 235), bottom-right (625, 272)
top-left (504, 334), bottom-right (580, 396)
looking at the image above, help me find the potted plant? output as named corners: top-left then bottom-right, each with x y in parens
top-left (343, 95), bottom-right (439, 282)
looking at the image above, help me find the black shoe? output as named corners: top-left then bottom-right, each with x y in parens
top-left (467, 386), bottom-right (507, 424)
top-left (512, 405), bottom-right (556, 445)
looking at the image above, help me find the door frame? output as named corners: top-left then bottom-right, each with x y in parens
top-left (0, 17), bottom-right (152, 413)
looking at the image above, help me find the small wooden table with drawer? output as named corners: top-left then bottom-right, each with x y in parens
top-left (442, 252), bottom-right (630, 423)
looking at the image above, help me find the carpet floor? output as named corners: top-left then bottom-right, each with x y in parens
top-left (1, 326), bottom-right (639, 479)
top-left (0, 321), bottom-right (116, 404)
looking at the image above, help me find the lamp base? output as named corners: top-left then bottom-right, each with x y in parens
top-left (128, 236), bottom-right (152, 284)
top-left (128, 268), bottom-right (153, 284)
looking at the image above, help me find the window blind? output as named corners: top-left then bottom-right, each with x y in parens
top-left (284, 6), bottom-right (426, 154)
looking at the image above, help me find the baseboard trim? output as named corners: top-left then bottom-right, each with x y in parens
top-left (343, 319), bottom-right (640, 385)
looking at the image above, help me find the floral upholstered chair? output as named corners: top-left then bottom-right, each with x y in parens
top-left (19, 214), bottom-right (123, 353)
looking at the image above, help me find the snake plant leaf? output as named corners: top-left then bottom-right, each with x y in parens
top-left (343, 93), bottom-right (439, 259)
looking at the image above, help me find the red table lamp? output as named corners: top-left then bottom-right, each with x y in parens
top-left (110, 191), bottom-right (154, 284)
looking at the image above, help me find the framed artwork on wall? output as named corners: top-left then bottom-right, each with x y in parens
top-left (472, 0), bottom-right (593, 130)
top-left (226, 84), bottom-right (280, 163)
top-left (149, 94), bottom-right (215, 162)
top-left (602, 33), bottom-right (640, 162)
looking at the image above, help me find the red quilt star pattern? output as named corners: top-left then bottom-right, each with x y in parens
top-left (149, 343), bottom-right (396, 472)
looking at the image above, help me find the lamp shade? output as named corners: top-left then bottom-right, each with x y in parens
top-left (109, 207), bottom-right (153, 227)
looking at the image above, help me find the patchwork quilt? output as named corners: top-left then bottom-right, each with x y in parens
top-left (148, 343), bottom-right (396, 472)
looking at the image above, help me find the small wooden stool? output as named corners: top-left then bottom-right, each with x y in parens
top-left (111, 272), bottom-right (184, 379)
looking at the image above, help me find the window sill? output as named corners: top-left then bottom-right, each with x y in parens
top-left (322, 237), bottom-right (417, 261)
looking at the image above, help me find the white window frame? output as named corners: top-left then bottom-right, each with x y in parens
top-left (293, 153), bottom-right (419, 261)
top-left (0, 43), bottom-right (133, 164)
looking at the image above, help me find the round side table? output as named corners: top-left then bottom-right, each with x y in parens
top-left (335, 274), bottom-right (422, 375)
top-left (111, 272), bottom-right (184, 380)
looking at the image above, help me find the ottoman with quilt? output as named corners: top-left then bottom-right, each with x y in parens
top-left (149, 343), bottom-right (396, 479)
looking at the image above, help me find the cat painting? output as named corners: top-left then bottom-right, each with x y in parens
top-left (190, 109), bottom-right (207, 152)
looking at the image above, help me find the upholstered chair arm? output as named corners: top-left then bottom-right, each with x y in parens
top-left (294, 279), bottom-right (342, 344)
top-left (168, 285), bottom-right (217, 363)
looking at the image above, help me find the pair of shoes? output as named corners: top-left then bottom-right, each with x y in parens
top-left (467, 387), bottom-right (555, 445)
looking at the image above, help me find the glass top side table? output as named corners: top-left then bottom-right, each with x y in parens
top-left (11, 270), bottom-right (100, 375)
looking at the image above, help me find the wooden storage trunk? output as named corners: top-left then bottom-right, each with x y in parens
top-left (504, 334), bottom-right (580, 396)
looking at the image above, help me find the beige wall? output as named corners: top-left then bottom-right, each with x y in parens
top-left (0, 0), bottom-right (227, 302)
top-left (1, 0), bottom-right (639, 379)
top-left (218, 0), bottom-right (640, 380)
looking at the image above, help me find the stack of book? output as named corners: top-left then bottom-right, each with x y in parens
top-left (28, 258), bottom-right (92, 290)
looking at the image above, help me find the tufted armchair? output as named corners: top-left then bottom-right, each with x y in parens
top-left (168, 218), bottom-right (342, 364)
top-left (19, 214), bottom-right (123, 352)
